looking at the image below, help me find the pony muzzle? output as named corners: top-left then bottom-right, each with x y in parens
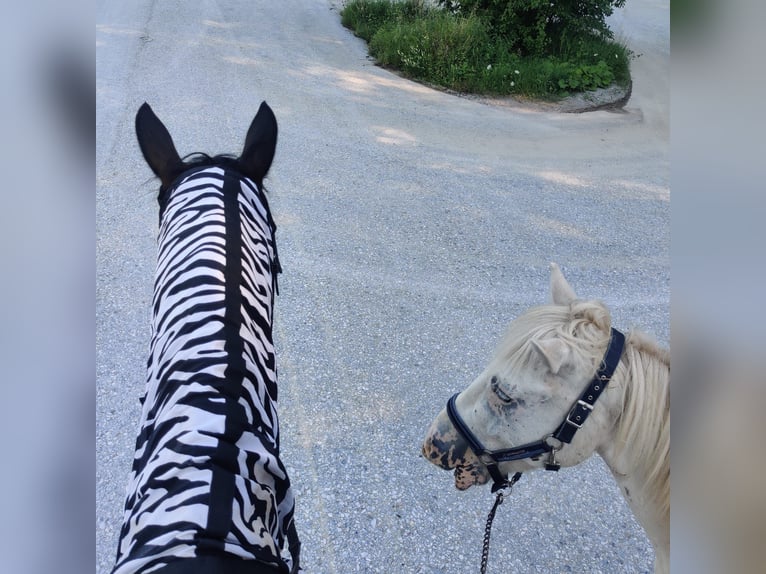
top-left (422, 409), bottom-right (492, 489)
top-left (453, 462), bottom-right (490, 490)
top-left (422, 410), bottom-right (474, 470)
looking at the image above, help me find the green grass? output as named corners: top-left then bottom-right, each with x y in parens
top-left (340, 0), bottom-right (631, 99)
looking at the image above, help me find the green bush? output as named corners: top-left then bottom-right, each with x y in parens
top-left (341, 0), bottom-right (395, 41)
top-left (341, 0), bottom-right (428, 41)
top-left (557, 60), bottom-right (615, 91)
top-left (369, 12), bottom-right (491, 91)
top-left (437, 0), bottom-right (626, 57)
top-left (340, 0), bottom-right (631, 98)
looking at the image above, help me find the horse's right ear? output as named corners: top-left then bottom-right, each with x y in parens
top-left (239, 101), bottom-right (278, 186)
top-left (550, 262), bottom-right (577, 305)
top-left (135, 103), bottom-right (182, 188)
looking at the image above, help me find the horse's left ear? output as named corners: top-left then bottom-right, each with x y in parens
top-left (239, 101), bottom-right (278, 186)
top-left (135, 103), bottom-right (182, 188)
top-left (531, 338), bottom-right (569, 375)
top-left (550, 262), bottom-right (577, 305)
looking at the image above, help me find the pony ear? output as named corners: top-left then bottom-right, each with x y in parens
top-left (550, 262), bottom-right (577, 305)
top-left (531, 338), bottom-right (569, 375)
top-left (135, 103), bottom-right (182, 188)
top-left (239, 101), bottom-right (278, 186)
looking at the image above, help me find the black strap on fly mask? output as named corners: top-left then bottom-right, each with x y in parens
top-left (446, 328), bottom-right (625, 491)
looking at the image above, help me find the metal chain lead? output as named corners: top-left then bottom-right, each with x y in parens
top-left (479, 472), bottom-right (521, 574)
top-left (480, 491), bottom-right (504, 574)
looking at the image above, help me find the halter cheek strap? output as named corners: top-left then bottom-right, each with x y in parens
top-left (550, 328), bottom-right (625, 444)
top-left (446, 328), bottom-right (625, 492)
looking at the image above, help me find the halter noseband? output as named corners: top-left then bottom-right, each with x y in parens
top-left (446, 328), bottom-right (625, 492)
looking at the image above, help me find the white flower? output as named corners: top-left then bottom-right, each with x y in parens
top-left (514, 69), bottom-right (520, 75)
top-left (487, 64), bottom-right (492, 70)
top-left (593, 53), bottom-right (598, 57)
top-left (510, 81), bottom-right (515, 87)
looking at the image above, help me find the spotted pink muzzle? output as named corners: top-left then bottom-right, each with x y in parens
top-left (422, 407), bottom-right (490, 490)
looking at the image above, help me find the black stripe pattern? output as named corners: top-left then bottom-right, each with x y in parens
top-left (112, 167), bottom-right (293, 574)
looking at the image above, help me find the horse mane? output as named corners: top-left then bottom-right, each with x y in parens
top-left (491, 299), bottom-right (670, 519)
top-left (616, 329), bottom-right (670, 520)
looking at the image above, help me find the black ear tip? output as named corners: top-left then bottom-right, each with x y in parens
top-left (136, 102), bottom-right (157, 128)
top-left (257, 101), bottom-right (276, 125)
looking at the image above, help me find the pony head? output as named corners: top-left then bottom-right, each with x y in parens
top-left (422, 263), bottom-right (619, 489)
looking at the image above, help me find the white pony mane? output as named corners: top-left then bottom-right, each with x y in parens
top-left (491, 299), bottom-right (670, 519)
top-left (617, 329), bottom-right (670, 519)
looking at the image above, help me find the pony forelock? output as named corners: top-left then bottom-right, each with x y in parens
top-left (490, 299), bottom-right (612, 380)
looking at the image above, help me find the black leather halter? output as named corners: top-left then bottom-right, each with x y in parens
top-left (446, 328), bottom-right (625, 492)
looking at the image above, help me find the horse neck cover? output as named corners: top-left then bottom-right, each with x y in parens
top-left (112, 167), bottom-right (294, 574)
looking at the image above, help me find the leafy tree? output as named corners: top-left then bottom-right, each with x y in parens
top-left (437, 0), bottom-right (626, 56)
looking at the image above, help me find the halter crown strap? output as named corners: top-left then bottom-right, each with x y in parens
top-left (552, 328), bottom-right (625, 444)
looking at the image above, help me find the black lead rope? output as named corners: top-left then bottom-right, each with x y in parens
top-left (480, 472), bottom-right (522, 574)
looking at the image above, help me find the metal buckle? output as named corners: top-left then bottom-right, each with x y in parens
top-left (565, 399), bottom-right (594, 429)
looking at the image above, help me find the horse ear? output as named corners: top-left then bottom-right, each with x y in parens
top-left (550, 262), bottom-right (577, 305)
top-left (531, 338), bottom-right (569, 375)
top-left (239, 101), bottom-right (278, 186)
top-left (135, 103), bottom-right (182, 188)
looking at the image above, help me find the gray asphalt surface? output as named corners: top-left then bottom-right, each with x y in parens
top-left (97, 1), bottom-right (669, 573)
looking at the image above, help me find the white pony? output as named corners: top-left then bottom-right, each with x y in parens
top-left (422, 263), bottom-right (669, 573)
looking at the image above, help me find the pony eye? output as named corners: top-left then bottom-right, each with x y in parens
top-left (490, 376), bottom-right (513, 403)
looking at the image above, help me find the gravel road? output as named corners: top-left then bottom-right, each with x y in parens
top-left (97, 1), bottom-right (669, 572)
